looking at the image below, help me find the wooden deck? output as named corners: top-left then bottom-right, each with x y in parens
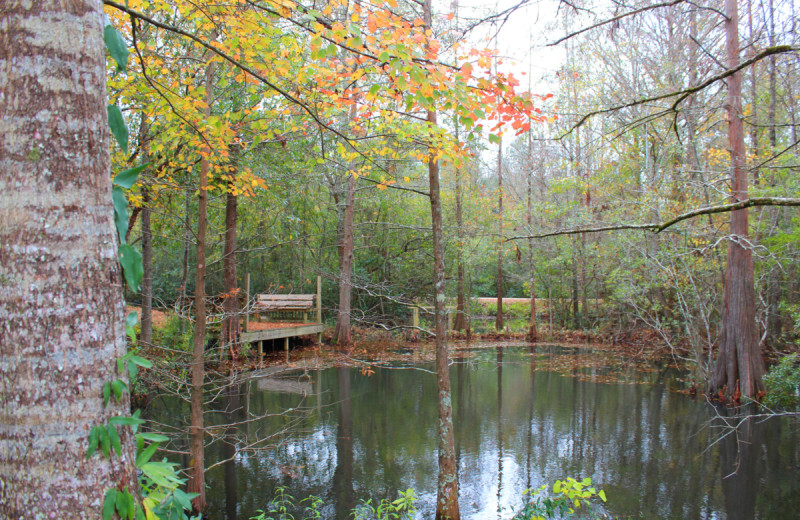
top-left (241, 322), bottom-right (324, 343)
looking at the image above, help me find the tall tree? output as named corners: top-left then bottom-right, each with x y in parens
top-left (0, 0), bottom-right (135, 515)
top-left (710, 0), bottom-right (766, 400)
top-left (424, 0), bottom-right (460, 517)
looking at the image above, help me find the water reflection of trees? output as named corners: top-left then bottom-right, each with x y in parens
top-left (151, 348), bottom-right (800, 519)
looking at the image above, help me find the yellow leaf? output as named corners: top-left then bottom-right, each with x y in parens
top-left (403, 176), bottom-right (410, 182)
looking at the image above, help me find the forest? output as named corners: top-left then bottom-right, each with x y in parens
top-left (1, 0), bottom-right (800, 518)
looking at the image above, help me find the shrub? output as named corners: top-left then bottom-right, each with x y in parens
top-left (763, 353), bottom-right (800, 408)
top-left (513, 477), bottom-right (607, 520)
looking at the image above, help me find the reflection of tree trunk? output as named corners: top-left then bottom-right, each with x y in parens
top-left (334, 174), bottom-right (355, 348)
top-left (333, 367), bottom-right (354, 520)
top-left (496, 348), bottom-right (503, 519)
top-left (719, 413), bottom-right (760, 520)
top-left (711, 0), bottom-right (765, 400)
top-left (188, 53), bottom-right (216, 512)
top-left (223, 384), bottom-right (241, 520)
top-left (222, 169), bottom-right (241, 360)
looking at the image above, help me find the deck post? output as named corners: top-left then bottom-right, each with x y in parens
top-left (412, 306), bottom-right (419, 328)
top-left (316, 275), bottom-right (322, 324)
top-left (244, 273), bottom-right (250, 332)
top-left (284, 336), bottom-right (290, 363)
top-left (257, 339), bottom-right (263, 359)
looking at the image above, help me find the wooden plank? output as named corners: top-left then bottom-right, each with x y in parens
top-left (241, 323), bottom-right (325, 343)
top-left (257, 294), bottom-right (315, 300)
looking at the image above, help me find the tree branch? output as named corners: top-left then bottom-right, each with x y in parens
top-left (507, 197), bottom-right (800, 240)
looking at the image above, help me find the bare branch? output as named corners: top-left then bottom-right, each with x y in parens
top-left (507, 197), bottom-right (800, 240)
top-left (548, 0), bottom-right (687, 47)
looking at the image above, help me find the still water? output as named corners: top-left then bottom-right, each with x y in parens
top-left (148, 344), bottom-right (800, 519)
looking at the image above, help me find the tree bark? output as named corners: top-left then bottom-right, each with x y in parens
top-left (496, 141), bottom-right (504, 331)
top-left (334, 172), bottom-right (356, 348)
top-left (221, 171), bottom-right (240, 360)
top-left (527, 132), bottom-right (537, 343)
top-left (454, 126), bottom-right (467, 332)
top-left (188, 54), bottom-right (216, 512)
top-left (424, 2), bottom-right (460, 518)
top-left (141, 186), bottom-right (153, 345)
top-left (0, 0), bottom-right (136, 515)
top-left (710, 0), bottom-right (766, 400)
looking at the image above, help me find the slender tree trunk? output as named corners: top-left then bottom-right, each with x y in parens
top-left (454, 127), bottom-right (467, 332)
top-left (334, 173), bottom-right (355, 348)
top-left (141, 186), bottom-right (153, 345)
top-left (710, 0), bottom-right (765, 400)
top-left (527, 133), bottom-right (537, 342)
top-left (179, 189), bottom-right (191, 332)
top-left (222, 173), bottom-right (240, 360)
top-left (496, 141), bottom-right (504, 330)
top-left (188, 55), bottom-right (216, 512)
top-left (0, 0), bottom-right (136, 514)
top-left (424, 2), bottom-right (459, 518)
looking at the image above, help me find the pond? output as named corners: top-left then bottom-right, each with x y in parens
top-left (146, 344), bottom-right (800, 519)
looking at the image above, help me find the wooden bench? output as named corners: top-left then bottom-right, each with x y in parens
top-left (254, 293), bottom-right (317, 323)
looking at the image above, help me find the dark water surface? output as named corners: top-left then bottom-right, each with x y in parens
top-left (147, 344), bottom-right (800, 519)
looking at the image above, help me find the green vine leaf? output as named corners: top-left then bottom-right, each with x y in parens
top-left (119, 244), bottom-right (143, 292)
top-left (108, 104), bottom-right (128, 154)
top-left (108, 424), bottom-right (122, 457)
top-left (104, 24), bottom-right (128, 72)
top-left (112, 186), bottom-right (128, 245)
top-left (103, 489), bottom-right (118, 520)
top-left (113, 164), bottom-right (148, 189)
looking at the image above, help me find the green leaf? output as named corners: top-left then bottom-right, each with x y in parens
top-left (136, 441), bottom-right (160, 467)
top-left (126, 311), bottom-right (139, 343)
top-left (173, 489), bottom-right (197, 510)
top-left (115, 487), bottom-right (128, 518)
top-left (112, 186), bottom-right (128, 245)
top-left (108, 424), bottom-right (122, 457)
top-left (138, 432), bottom-right (169, 443)
top-left (124, 489), bottom-right (136, 519)
top-left (140, 461), bottom-right (184, 488)
top-left (104, 24), bottom-right (128, 72)
top-left (119, 244), bottom-right (143, 292)
top-left (128, 361), bottom-right (138, 381)
top-left (488, 133), bottom-right (501, 145)
top-left (129, 354), bottom-right (152, 368)
top-left (369, 84), bottom-right (381, 96)
top-left (110, 415), bottom-right (146, 427)
top-left (108, 104), bottom-right (129, 154)
top-left (103, 381), bottom-right (111, 407)
top-left (111, 379), bottom-right (128, 402)
top-left (87, 425), bottom-right (101, 459)
top-left (99, 425), bottom-right (110, 458)
top-left (474, 108), bottom-right (485, 119)
top-left (114, 164), bottom-right (148, 189)
top-left (103, 489), bottom-right (118, 520)
top-left (598, 490), bottom-right (607, 502)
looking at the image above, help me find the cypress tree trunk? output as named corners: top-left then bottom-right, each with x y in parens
top-left (334, 173), bottom-right (356, 348)
top-left (0, 0), bottom-right (136, 514)
top-left (710, 0), bottom-right (765, 400)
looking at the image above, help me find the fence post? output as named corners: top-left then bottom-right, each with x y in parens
top-left (244, 273), bottom-right (250, 332)
top-left (316, 275), bottom-right (322, 324)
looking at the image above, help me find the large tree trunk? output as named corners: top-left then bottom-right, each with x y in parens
top-left (710, 0), bottom-right (765, 400)
top-left (221, 176), bottom-right (241, 360)
top-left (188, 56), bottom-right (216, 512)
top-left (334, 173), bottom-right (356, 348)
top-left (424, 2), bottom-right (459, 518)
top-left (0, 0), bottom-right (136, 515)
